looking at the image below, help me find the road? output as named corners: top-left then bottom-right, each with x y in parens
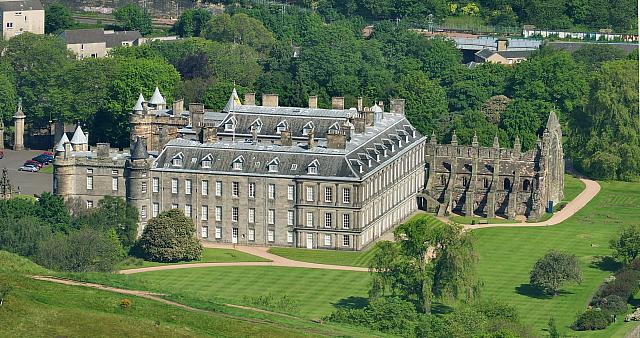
top-left (0, 149), bottom-right (52, 196)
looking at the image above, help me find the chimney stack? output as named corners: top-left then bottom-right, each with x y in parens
top-left (173, 99), bottom-right (184, 114)
top-left (308, 95), bottom-right (318, 109)
top-left (280, 129), bottom-right (292, 146)
top-left (199, 126), bottom-right (217, 143)
top-left (307, 129), bottom-right (316, 149)
top-left (96, 143), bottom-right (110, 158)
top-left (326, 130), bottom-right (346, 149)
top-left (244, 93), bottom-right (256, 105)
top-left (357, 97), bottom-right (363, 112)
top-left (262, 94), bottom-right (279, 107)
top-left (496, 39), bottom-right (508, 52)
top-left (378, 101), bottom-right (384, 112)
top-left (341, 122), bottom-right (352, 141)
top-left (353, 114), bottom-right (366, 134)
top-left (189, 103), bottom-right (205, 130)
top-left (251, 126), bottom-right (258, 144)
top-left (332, 97), bottom-right (345, 110)
top-left (365, 109), bottom-right (375, 126)
top-left (390, 99), bottom-right (405, 115)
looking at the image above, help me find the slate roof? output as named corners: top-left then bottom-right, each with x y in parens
top-left (475, 48), bottom-right (495, 60)
top-left (217, 112), bottom-right (346, 139)
top-left (130, 137), bottom-right (149, 160)
top-left (59, 28), bottom-right (141, 47)
top-left (0, 0), bottom-right (43, 12)
top-left (547, 41), bottom-right (638, 54)
top-left (496, 50), bottom-right (533, 58)
top-left (104, 30), bottom-right (142, 48)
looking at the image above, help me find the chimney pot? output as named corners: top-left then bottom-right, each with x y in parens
top-left (308, 95), bottom-right (318, 109)
top-left (357, 97), bottom-right (363, 112)
top-left (244, 93), bottom-right (256, 105)
top-left (173, 99), bottom-right (184, 114)
top-left (331, 97), bottom-right (344, 110)
top-left (262, 94), bottom-right (279, 107)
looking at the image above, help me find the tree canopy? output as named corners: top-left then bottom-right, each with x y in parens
top-left (113, 3), bottom-right (152, 35)
top-left (135, 209), bottom-right (203, 262)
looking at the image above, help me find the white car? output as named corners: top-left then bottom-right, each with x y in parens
top-left (19, 165), bottom-right (39, 172)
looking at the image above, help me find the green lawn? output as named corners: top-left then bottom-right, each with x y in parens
top-left (72, 266), bottom-right (371, 321)
top-left (474, 180), bottom-right (640, 337)
top-left (268, 246), bottom-right (378, 267)
top-left (117, 248), bottom-right (269, 270)
top-left (0, 251), bottom-right (376, 337)
top-left (563, 174), bottom-right (586, 203)
top-left (38, 165), bottom-right (53, 174)
top-left (449, 215), bottom-right (517, 225)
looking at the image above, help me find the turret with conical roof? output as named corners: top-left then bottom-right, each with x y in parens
top-left (149, 87), bottom-right (166, 110)
top-left (130, 137), bottom-right (149, 160)
top-left (71, 125), bottom-right (88, 151)
top-left (133, 93), bottom-right (145, 113)
top-left (223, 87), bottom-right (242, 112)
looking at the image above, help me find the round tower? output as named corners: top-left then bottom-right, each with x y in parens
top-left (126, 137), bottom-right (151, 236)
top-left (52, 135), bottom-right (75, 197)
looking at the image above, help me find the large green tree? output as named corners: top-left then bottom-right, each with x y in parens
top-left (610, 225), bottom-right (640, 264)
top-left (135, 209), bottom-right (203, 262)
top-left (202, 13), bottom-right (275, 54)
top-left (45, 3), bottom-right (74, 34)
top-left (113, 3), bottom-right (152, 35)
top-left (529, 250), bottom-right (582, 295)
top-left (395, 70), bottom-right (448, 138)
top-left (173, 8), bottom-right (212, 38)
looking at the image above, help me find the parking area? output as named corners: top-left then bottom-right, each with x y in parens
top-left (0, 149), bottom-right (52, 196)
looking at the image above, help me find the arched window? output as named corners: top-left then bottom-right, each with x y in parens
top-left (523, 179), bottom-right (530, 192)
top-left (504, 178), bottom-right (511, 190)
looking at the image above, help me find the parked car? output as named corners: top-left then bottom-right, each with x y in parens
top-left (32, 155), bottom-right (52, 165)
top-left (19, 164), bottom-right (39, 172)
top-left (42, 151), bottom-right (54, 157)
top-left (24, 160), bottom-right (44, 169)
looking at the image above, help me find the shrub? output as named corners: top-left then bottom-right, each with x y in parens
top-left (596, 268), bottom-right (640, 300)
top-left (416, 314), bottom-right (451, 338)
top-left (0, 216), bottom-right (51, 257)
top-left (610, 225), bottom-right (640, 264)
top-left (242, 293), bottom-right (299, 313)
top-left (120, 298), bottom-right (132, 309)
top-left (571, 309), bottom-right (612, 331)
top-left (530, 250), bottom-right (582, 295)
top-left (326, 297), bottom-right (417, 336)
top-left (591, 295), bottom-right (628, 314)
top-left (445, 306), bottom-right (489, 338)
top-left (34, 228), bottom-right (122, 272)
top-left (135, 209), bottom-right (202, 262)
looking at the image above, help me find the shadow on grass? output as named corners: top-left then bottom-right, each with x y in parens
top-left (333, 296), bottom-right (369, 310)
top-left (515, 284), bottom-right (574, 299)
top-left (590, 256), bottom-right (622, 272)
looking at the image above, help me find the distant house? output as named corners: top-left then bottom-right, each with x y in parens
top-left (59, 28), bottom-right (143, 59)
top-left (0, 0), bottom-right (44, 40)
top-left (474, 49), bottom-right (532, 65)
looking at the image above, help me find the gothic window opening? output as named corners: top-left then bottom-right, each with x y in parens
top-left (483, 178), bottom-right (489, 188)
top-left (504, 178), bottom-right (511, 190)
top-left (523, 179), bottom-right (531, 192)
top-left (440, 175), bottom-right (447, 185)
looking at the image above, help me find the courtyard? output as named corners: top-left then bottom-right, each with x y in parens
top-left (0, 149), bottom-right (52, 196)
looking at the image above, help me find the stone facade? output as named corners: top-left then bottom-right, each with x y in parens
top-left (418, 112), bottom-right (564, 221)
top-left (0, 0), bottom-right (44, 40)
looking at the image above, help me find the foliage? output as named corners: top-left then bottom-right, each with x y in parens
top-left (0, 279), bottom-right (11, 307)
top-left (595, 266), bottom-right (640, 300)
top-left (134, 209), bottom-right (203, 263)
top-left (242, 293), bottom-right (299, 313)
top-left (45, 3), bottom-right (74, 34)
top-left (369, 215), bottom-right (480, 313)
top-left (499, 98), bottom-right (553, 150)
top-left (35, 228), bottom-right (123, 272)
top-left (36, 192), bottom-right (71, 232)
top-left (591, 295), bottom-right (628, 314)
top-left (202, 13), bottom-right (275, 54)
top-left (326, 297), bottom-right (418, 336)
top-left (0, 216), bottom-right (51, 257)
top-left (73, 196), bottom-right (139, 251)
top-left (568, 59), bottom-right (640, 181)
top-left (571, 309), bottom-right (611, 331)
top-left (572, 44), bottom-right (628, 69)
top-left (119, 298), bottom-right (132, 309)
top-left (610, 225), bottom-right (640, 264)
top-left (529, 250), bottom-right (582, 295)
top-left (172, 8), bottom-right (212, 38)
top-left (548, 317), bottom-right (560, 338)
top-left (396, 70), bottom-right (448, 137)
top-left (0, 66), bottom-right (17, 125)
top-left (113, 3), bottom-right (152, 35)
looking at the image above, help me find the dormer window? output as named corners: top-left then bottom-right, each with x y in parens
top-left (224, 116), bottom-right (237, 131)
top-left (307, 160), bottom-right (319, 175)
top-left (201, 154), bottom-right (213, 168)
top-left (267, 158), bottom-right (279, 172)
top-left (350, 159), bottom-right (364, 173)
top-left (251, 118), bottom-right (263, 133)
top-left (302, 121), bottom-right (315, 135)
top-left (328, 122), bottom-right (340, 132)
top-left (171, 153), bottom-right (184, 167)
top-left (291, 164), bottom-right (298, 170)
top-left (232, 155), bottom-right (244, 170)
top-left (276, 120), bottom-right (288, 134)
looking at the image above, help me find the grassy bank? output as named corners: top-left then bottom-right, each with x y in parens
top-left (117, 248), bottom-right (269, 270)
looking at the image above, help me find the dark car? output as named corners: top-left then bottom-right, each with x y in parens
top-left (32, 154), bottom-right (52, 165)
top-left (42, 151), bottom-right (54, 157)
top-left (24, 160), bottom-right (44, 169)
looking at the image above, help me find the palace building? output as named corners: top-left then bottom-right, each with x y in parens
top-left (53, 89), bottom-right (426, 250)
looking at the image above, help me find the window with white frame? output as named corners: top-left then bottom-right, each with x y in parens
top-left (171, 178), bottom-right (178, 194)
top-left (215, 227), bottom-right (221, 239)
top-left (308, 165), bottom-right (318, 175)
top-left (232, 207), bottom-right (239, 222)
top-left (268, 158), bottom-right (279, 172)
top-left (152, 177), bottom-right (159, 192)
top-left (324, 235), bottom-right (331, 246)
top-left (343, 235), bottom-right (350, 247)
top-left (232, 156), bottom-right (243, 170)
top-left (171, 203), bottom-right (178, 209)
top-left (215, 206), bottom-right (222, 221)
top-left (201, 226), bottom-right (208, 238)
top-left (172, 156), bottom-right (183, 167)
top-left (267, 230), bottom-right (275, 242)
top-left (152, 203), bottom-right (159, 217)
top-left (268, 209), bottom-right (275, 224)
top-left (111, 177), bottom-right (118, 191)
top-left (306, 186), bottom-right (314, 202)
top-left (268, 184), bottom-right (276, 199)
top-left (184, 204), bottom-right (192, 218)
top-left (141, 182), bottom-right (147, 193)
top-left (185, 179), bottom-right (192, 195)
top-left (324, 187), bottom-right (332, 202)
top-left (86, 176), bottom-right (93, 190)
top-left (201, 180), bottom-right (208, 196)
top-left (232, 182), bottom-right (239, 197)
top-left (248, 228), bottom-right (255, 241)
top-left (86, 200), bottom-right (93, 208)
top-left (287, 185), bottom-right (294, 200)
top-left (343, 214), bottom-right (350, 229)
top-left (343, 188), bottom-right (351, 203)
top-left (202, 159), bottom-right (212, 168)
top-left (287, 210), bottom-right (294, 226)
top-left (325, 213), bottom-right (332, 228)
top-left (201, 205), bottom-right (208, 221)
top-left (306, 212), bottom-right (313, 227)
top-left (215, 181), bottom-right (222, 196)
top-left (249, 183), bottom-right (256, 198)
top-left (248, 208), bottom-right (255, 223)
top-left (287, 231), bottom-right (293, 243)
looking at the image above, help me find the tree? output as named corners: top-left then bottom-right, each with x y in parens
top-left (201, 13), bottom-right (275, 54)
top-left (0, 216), bottom-right (51, 257)
top-left (499, 99), bottom-right (554, 150)
top-left (73, 196), bottom-right (139, 251)
top-left (0, 69), bottom-right (17, 125)
top-left (135, 209), bottom-right (203, 262)
top-left (572, 44), bottom-right (627, 69)
top-left (113, 3), bottom-right (152, 35)
top-left (395, 70), bottom-right (448, 138)
top-left (203, 81), bottom-right (250, 111)
top-left (45, 3), bottom-right (74, 34)
top-left (36, 192), bottom-right (71, 233)
top-left (529, 250), bottom-right (582, 295)
top-left (35, 228), bottom-right (123, 272)
top-left (173, 8), bottom-right (212, 38)
top-left (610, 225), bottom-right (640, 264)
top-left (369, 215), bottom-right (480, 313)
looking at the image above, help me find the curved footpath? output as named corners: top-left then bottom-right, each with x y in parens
top-left (463, 178), bottom-right (600, 230)
top-left (120, 178), bottom-right (600, 275)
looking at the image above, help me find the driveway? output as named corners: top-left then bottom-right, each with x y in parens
top-left (0, 149), bottom-right (52, 196)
